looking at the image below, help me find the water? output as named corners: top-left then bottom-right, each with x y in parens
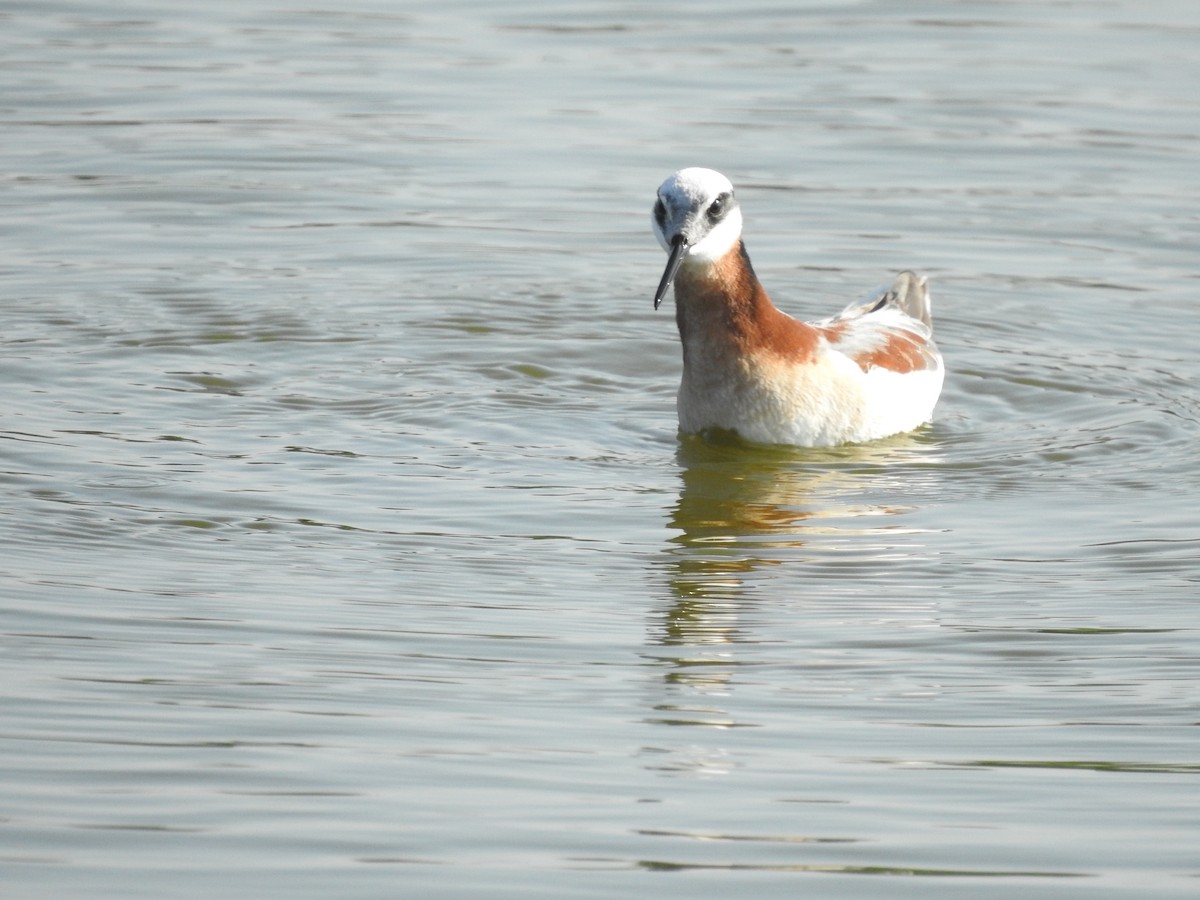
top-left (2, 1), bottom-right (1198, 896)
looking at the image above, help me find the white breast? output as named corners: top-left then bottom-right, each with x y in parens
top-left (678, 345), bottom-right (944, 447)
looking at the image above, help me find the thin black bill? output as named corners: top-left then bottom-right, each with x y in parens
top-left (654, 236), bottom-right (688, 310)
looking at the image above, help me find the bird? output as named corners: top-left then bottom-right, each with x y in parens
top-left (651, 167), bottom-right (943, 448)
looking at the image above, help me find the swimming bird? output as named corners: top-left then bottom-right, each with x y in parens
top-left (652, 167), bottom-right (944, 447)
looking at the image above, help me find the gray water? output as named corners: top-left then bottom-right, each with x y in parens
top-left (2, 1), bottom-right (1198, 897)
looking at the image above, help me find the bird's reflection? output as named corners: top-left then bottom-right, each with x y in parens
top-left (646, 430), bottom-right (942, 703)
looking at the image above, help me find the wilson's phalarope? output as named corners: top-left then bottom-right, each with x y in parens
top-left (652, 167), bottom-right (944, 447)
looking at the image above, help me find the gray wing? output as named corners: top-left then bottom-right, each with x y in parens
top-left (835, 271), bottom-right (932, 329)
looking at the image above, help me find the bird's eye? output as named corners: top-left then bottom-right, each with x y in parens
top-left (653, 198), bottom-right (667, 226)
top-left (706, 192), bottom-right (731, 221)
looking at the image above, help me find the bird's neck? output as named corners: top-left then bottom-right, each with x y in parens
top-left (673, 241), bottom-right (817, 364)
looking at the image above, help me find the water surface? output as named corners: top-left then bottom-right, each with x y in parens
top-left (2, 1), bottom-right (1198, 897)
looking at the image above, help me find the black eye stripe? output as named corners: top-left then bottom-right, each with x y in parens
top-left (655, 189), bottom-right (734, 230)
top-left (706, 191), bottom-right (732, 221)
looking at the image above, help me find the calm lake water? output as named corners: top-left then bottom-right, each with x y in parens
top-left (2, 1), bottom-right (1198, 897)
